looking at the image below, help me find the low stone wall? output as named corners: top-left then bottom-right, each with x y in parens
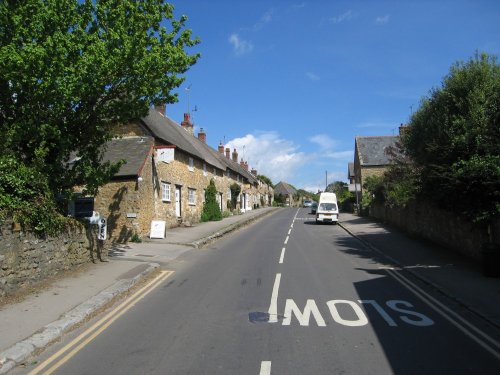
top-left (370, 201), bottom-right (496, 261)
top-left (0, 221), bottom-right (105, 298)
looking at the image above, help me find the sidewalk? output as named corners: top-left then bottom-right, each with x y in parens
top-left (339, 212), bottom-right (500, 329)
top-left (0, 207), bottom-right (278, 374)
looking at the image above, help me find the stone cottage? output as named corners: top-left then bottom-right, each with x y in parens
top-left (353, 126), bottom-right (405, 196)
top-left (93, 107), bottom-right (273, 241)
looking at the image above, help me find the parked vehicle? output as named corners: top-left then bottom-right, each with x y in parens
top-left (316, 192), bottom-right (339, 224)
top-left (310, 202), bottom-right (318, 214)
top-left (303, 199), bottom-right (313, 207)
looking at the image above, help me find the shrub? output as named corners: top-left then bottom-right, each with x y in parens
top-left (201, 179), bottom-right (222, 222)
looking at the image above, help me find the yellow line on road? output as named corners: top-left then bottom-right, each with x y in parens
top-left (28, 270), bottom-right (174, 375)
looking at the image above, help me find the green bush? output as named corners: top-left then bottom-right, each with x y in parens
top-left (201, 179), bottom-right (222, 222)
top-left (0, 156), bottom-right (67, 236)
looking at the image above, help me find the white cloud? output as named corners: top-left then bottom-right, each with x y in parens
top-left (226, 132), bottom-right (309, 183)
top-left (375, 15), bottom-right (390, 24)
top-left (330, 10), bottom-right (353, 24)
top-left (309, 134), bottom-right (337, 150)
top-left (228, 33), bottom-right (254, 56)
top-left (250, 9), bottom-right (274, 31)
top-left (306, 72), bottom-right (320, 81)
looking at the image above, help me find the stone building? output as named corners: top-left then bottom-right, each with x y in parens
top-left (353, 134), bottom-right (399, 197)
top-left (93, 107), bottom-right (273, 242)
top-left (274, 181), bottom-right (297, 206)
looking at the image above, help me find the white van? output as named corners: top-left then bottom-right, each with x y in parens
top-left (316, 192), bottom-right (339, 224)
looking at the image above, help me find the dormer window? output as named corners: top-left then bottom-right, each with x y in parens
top-left (188, 157), bottom-right (194, 172)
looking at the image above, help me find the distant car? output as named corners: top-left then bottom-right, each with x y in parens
top-left (303, 199), bottom-right (313, 207)
top-left (310, 202), bottom-right (318, 214)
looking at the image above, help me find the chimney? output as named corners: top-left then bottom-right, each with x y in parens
top-left (218, 142), bottom-right (224, 154)
top-left (240, 159), bottom-right (245, 168)
top-left (154, 104), bottom-right (166, 116)
top-left (225, 147), bottom-right (230, 159)
top-left (198, 128), bottom-right (206, 143)
top-left (232, 148), bottom-right (238, 162)
top-left (244, 161), bottom-right (249, 171)
top-left (181, 113), bottom-right (194, 135)
top-left (251, 168), bottom-right (257, 176)
top-left (399, 123), bottom-right (409, 137)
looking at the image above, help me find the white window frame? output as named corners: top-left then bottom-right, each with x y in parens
top-left (161, 182), bottom-right (171, 202)
top-left (188, 188), bottom-right (196, 205)
top-left (203, 163), bottom-right (207, 176)
top-left (188, 157), bottom-right (194, 172)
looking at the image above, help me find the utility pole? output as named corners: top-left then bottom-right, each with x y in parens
top-left (325, 170), bottom-right (328, 191)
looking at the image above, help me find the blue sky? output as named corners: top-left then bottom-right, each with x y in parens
top-left (165, 0), bottom-right (500, 192)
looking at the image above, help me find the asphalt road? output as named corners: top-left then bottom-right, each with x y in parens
top-left (15, 208), bottom-right (500, 374)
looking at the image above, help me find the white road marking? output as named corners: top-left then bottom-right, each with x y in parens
top-left (288, 228), bottom-right (292, 235)
top-left (279, 247), bottom-right (286, 264)
top-left (268, 273), bottom-right (282, 323)
top-left (284, 236), bottom-right (289, 245)
top-left (387, 269), bottom-right (500, 360)
top-left (260, 361), bottom-right (272, 375)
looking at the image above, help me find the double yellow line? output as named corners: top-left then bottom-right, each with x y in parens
top-left (29, 270), bottom-right (174, 375)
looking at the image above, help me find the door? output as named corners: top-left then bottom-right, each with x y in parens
top-left (175, 186), bottom-right (181, 217)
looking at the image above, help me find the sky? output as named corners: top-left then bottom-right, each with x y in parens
top-left (165, 0), bottom-right (500, 193)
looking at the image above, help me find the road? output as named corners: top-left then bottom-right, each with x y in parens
top-left (15, 208), bottom-right (500, 374)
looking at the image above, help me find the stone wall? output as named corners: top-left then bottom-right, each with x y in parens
top-left (370, 201), bottom-right (495, 261)
top-left (94, 150), bottom-right (155, 243)
top-left (0, 222), bottom-right (100, 298)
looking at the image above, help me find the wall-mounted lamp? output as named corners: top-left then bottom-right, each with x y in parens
top-left (137, 176), bottom-right (143, 182)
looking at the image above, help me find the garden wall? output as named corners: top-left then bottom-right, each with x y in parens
top-left (370, 201), bottom-right (498, 261)
top-left (0, 221), bottom-right (105, 298)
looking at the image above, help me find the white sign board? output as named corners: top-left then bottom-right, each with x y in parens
top-left (150, 220), bottom-right (166, 239)
top-left (156, 148), bottom-right (174, 163)
top-left (348, 184), bottom-right (361, 192)
top-left (97, 218), bottom-right (107, 240)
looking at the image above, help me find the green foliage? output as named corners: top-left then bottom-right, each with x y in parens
top-left (257, 175), bottom-right (273, 186)
top-left (0, 1), bottom-right (199, 233)
top-left (326, 181), bottom-right (354, 205)
top-left (130, 232), bottom-right (142, 243)
top-left (403, 52), bottom-right (500, 223)
top-left (229, 183), bottom-right (241, 210)
top-left (361, 175), bottom-right (385, 209)
top-left (0, 155), bottom-right (67, 235)
top-left (201, 179), bottom-right (222, 222)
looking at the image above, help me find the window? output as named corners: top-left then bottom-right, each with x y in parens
top-left (203, 163), bottom-right (207, 176)
top-left (188, 157), bottom-right (194, 172)
top-left (188, 188), bottom-right (196, 205)
top-left (161, 182), bottom-right (171, 202)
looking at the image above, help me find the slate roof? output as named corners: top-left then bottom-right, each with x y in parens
top-left (101, 136), bottom-right (154, 178)
top-left (141, 108), bottom-right (258, 185)
top-left (274, 181), bottom-right (296, 196)
top-left (355, 136), bottom-right (398, 166)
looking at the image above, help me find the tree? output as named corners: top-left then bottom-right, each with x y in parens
top-left (201, 179), bottom-right (222, 222)
top-left (0, 0), bottom-right (200, 199)
top-left (257, 174), bottom-right (273, 186)
top-left (403, 52), bottom-right (500, 223)
top-left (229, 183), bottom-right (241, 211)
top-left (325, 181), bottom-right (354, 207)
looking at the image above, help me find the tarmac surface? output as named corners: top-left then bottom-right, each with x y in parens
top-left (1, 207), bottom-right (499, 373)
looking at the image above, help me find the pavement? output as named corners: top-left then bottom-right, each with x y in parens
top-left (1, 207), bottom-right (499, 373)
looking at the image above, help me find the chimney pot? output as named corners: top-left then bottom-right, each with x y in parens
top-left (218, 142), bottom-right (224, 154)
top-left (154, 104), bottom-right (166, 116)
top-left (225, 147), bottom-right (230, 159)
top-left (198, 128), bottom-right (206, 143)
top-left (232, 148), bottom-right (238, 162)
top-left (181, 113), bottom-right (194, 135)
